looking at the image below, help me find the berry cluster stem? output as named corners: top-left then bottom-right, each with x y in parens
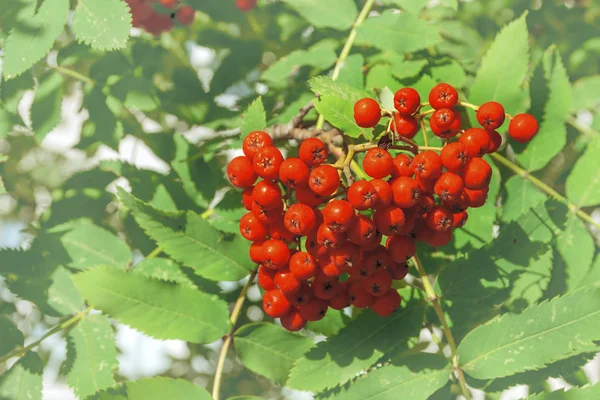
top-left (315, 0), bottom-right (376, 130)
top-left (412, 254), bottom-right (471, 400)
top-left (212, 267), bottom-right (259, 400)
top-left (0, 306), bottom-right (92, 365)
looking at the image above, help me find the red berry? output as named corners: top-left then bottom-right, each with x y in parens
top-left (295, 186), bottom-right (323, 207)
top-left (316, 223), bottom-right (346, 249)
top-left (391, 154), bottom-right (414, 178)
top-left (262, 239), bottom-right (290, 270)
top-left (476, 101), bottom-right (505, 130)
top-left (363, 245), bottom-right (391, 272)
top-left (453, 210), bottom-right (469, 228)
top-left (347, 215), bottom-right (377, 247)
top-left (410, 193), bottom-right (435, 218)
top-left (508, 113), bottom-right (539, 143)
top-left (393, 87), bottom-right (421, 115)
top-left (305, 232), bottom-right (328, 259)
top-left (279, 158), bottom-right (310, 188)
top-left (243, 131), bottom-right (273, 160)
top-left (373, 205), bottom-right (406, 236)
top-left (263, 289), bottom-right (292, 318)
top-left (434, 172), bottom-right (464, 201)
top-left (312, 274), bottom-right (340, 301)
top-left (411, 150), bottom-right (443, 180)
top-left (426, 230), bottom-right (453, 247)
top-left (252, 201), bottom-right (283, 224)
top-left (160, 0), bottom-right (178, 9)
top-left (459, 128), bottom-right (491, 158)
top-left (176, 5), bottom-right (195, 25)
top-left (428, 83), bottom-right (458, 109)
top-left (240, 212), bottom-right (268, 241)
top-left (441, 142), bottom-right (470, 172)
top-left (227, 156), bottom-right (258, 188)
top-left (349, 282), bottom-right (374, 308)
top-left (370, 178), bottom-right (393, 209)
top-left (269, 219), bottom-right (296, 243)
top-left (280, 309), bottom-right (306, 331)
top-left (320, 258), bottom-right (348, 277)
top-left (426, 206), bottom-right (454, 232)
top-left (329, 243), bottom-right (361, 270)
top-left (463, 158), bottom-right (492, 190)
top-left (390, 113), bottom-right (419, 139)
top-left (274, 268), bottom-right (301, 295)
top-left (347, 180), bottom-right (379, 210)
top-left (252, 180), bottom-right (282, 210)
top-left (287, 283), bottom-right (313, 306)
top-left (464, 187), bottom-right (488, 208)
top-left (363, 269), bottom-right (392, 297)
top-left (349, 260), bottom-right (376, 279)
top-left (298, 297), bottom-right (328, 321)
top-left (386, 235), bottom-right (416, 263)
top-left (257, 265), bottom-right (276, 290)
top-left (363, 148), bottom-right (393, 179)
top-left (235, 0), bottom-right (257, 12)
top-left (430, 109), bottom-right (462, 138)
top-left (329, 283), bottom-right (350, 310)
top-left (415, 175), bottom-right (435, 195)
top-left (323, 200), bottom-right (356, 233)
top-left (388, 262), bottom-right (409, 281)
top-left (412, 222), bottom-right (434, 242)
top-left (289, 251), bottom-right (317, 280)
top-left (249, 241), bottom-right (265, 264)
top-left (371, 289), bottom-right (402, 317)
top-left (309, 165), bottom-right (340, 196)
top-left (242, 187), bottom-right (254, 210)
top-left (284, 204), bottom-right (316, 236)
top-left (354, 98), bottom-right (381, 128)
top-left (487, 130), bottom-right (502, 153)
top-left (391, 177), bottom-right (421, 208)
top-left (299, 138), bottom-right (328, 167)
top-left (431, 108), bottom-right (456, 130)
top-left (253, 146), bottom-right (284, 181)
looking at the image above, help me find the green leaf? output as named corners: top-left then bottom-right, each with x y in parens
top-left (337, 54), bottom-right (365, 90)
top-left (110, 76), bottom-right (159, 112)
top-left (366, 64), bottom-right (401, 91)
top-left (262, 42), bottom-right (337, 86)
top-left (430, 61), bottom-right (467, 88)
top-left (126, 377), bottom-right (212, 400)
top-left (306, 309), bottom-right (350, 336)
top-left (210, 207), bottom-right (246, 234)
top-left (571, 76), bottom-right (600, 111)
top-left (390, 59), bottom-right (428, 81)
top-left (66, 314), bottom-right (117, 398)
top-left (529, 384), bottom-right (600, 399)
top-left (58, 220), bottom-right (132, 269)
top-left (501, 175), bottom-right (547, 222)
top-left (119, 189), bottom-right (252, 281)
top-left (234, 323), bottom-right (315, 384)
top-left (73, 266), bottom-right (231, 343)
top-left (580, 255), bottom-right (600, 289)
top-left (566, 137), bottom-right (600, 208)
top-left (309, 76), bottom-right (369, 101)
top-left (133, 257), bottom-right (195, 288)
top-left (281, 0), bottom-right (358, 31)
top-left (48, 266), bottom-right (84, 315)
top-left (240, 97), bottom-right (267, 138)
top-left (468, 12), bottom-right (529, 115)
top-left (325, 354), bottom-right (450, 400)
top-left (557, 215), bottom-right (595, 292)
top-left (72, 0), bottom-right (131, 51)
top-left (0, 353), bottom-right (43, 400)
top-left (515, 47), bottom-right (572, 172)
top-left (150, 184), bottom-right (177, 212)
top-left (0, 316), bottom-right (23, 358)
top-left (457, 285), bottom-right (600, 380)
top-left (287, 303), bottom-right (425, 392)
top-left (356, 11), bottom-right (442, 55)
top-left (314, 95), bottom-right (364, 138)
top-left (2, 0), bottom-right (69, 80)
top-left (381, 0), bottom-right (429, 14)
top-left (171, 134), bottom-right (215, 209)
top-left (31, 71), bottom-right (63, 141)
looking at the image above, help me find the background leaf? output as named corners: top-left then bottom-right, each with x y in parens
top-left (240, 97), bottom-right (267, 137)
top-left (281, 0), bottom-right (358, 31)
top-left (0, 353), bottom-right (43, 400)
top-left (72, 0), bottom-right (131, 51)
top-left (565, 137), bottom-right (600, 208)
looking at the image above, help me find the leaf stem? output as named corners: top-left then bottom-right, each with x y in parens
top-left (315, 0), bottom-right (376, 130)
top-left (212, 268), bottom-right (258, 400)
top-left (145, 247), bottom-right (163, 260)
top-left (54, 66), bottom-right (94, 85)
top-left (490, 153), bottom-right (600, 230)
top-left (412, 254), bottom-right (471, 400)
top-left (420, 117), bottom-right (430, 147)
top-left (566, 115), bottom-right (599, 138)
top-left (0, 306), bottom-right (92, 365)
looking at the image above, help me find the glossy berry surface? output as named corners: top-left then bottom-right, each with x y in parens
top-left (354, 98), bottom-right (381, 128)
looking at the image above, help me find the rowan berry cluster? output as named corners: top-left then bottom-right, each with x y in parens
top-left (235, 0), bottom-right (258, 12)
top-left (127, 0), bottom-right (195, 35)
top-left (226, 82), bottom-right (539, 332)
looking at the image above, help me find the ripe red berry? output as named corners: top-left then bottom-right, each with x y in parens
top-left (249, 241), bottom-right (265, 264)
top-left (373, 205), bottom-right (406, 236)
top-left (430, 110), bottom-right (462, 138)
top-left (386, 235), bottom-right (416, 263)
top-left (262, 239), bottom-right (290, 270)
top-left (323, 200), bottom-right (356, 233)
top-left (305, 232), bottom-right (328, 259)
top-left (284, 204), bottom-right (316, 235)
top-left (235, 0), bottom-right (257, 12)
top-left (370, 178), bottom-right (393, 209)
top-left (312, 274), bottom-right (340, 301)
top-left (487, 130), bottom-right (502, 153)
top-left (252, 201), bottom-right (283, 224)
top-left (363, 246), bottom-right (391, 272)
top-left (298, 297), bottom-right (328, 321)
top-left (390, 113), bottom-right (419, 139)
top-left (415, 175), bottom-right (435, 195)
top-left (347, 180), bottom-right (379, 210)
top-left (329, 283), bottom-right (350, 310)
top-left (476, 101), bottom-right (505, 129)
top-left (363, 148), bottom-right (393, 179)
top-left (243, 131), bottom-right (273, 160)
top-left (434, 172), bottom-right (464, 201)
top-left (453, 210), bottom-right (469, 228)
top-left (240, 212), bottom-right (268, 241)
top-left (289, 252), bottom-right (317, 280)
top-left (431, 108), bottom-right (456, 130)
top-left (459, 128), bottom-right (491, 158)
top-left (280, 309), bottom-right (306, 331)
top-left (426, 230), bottom-right (453, 247)
top-left (463, 158), bottom-right (492, 190)
top-left (412, 222), bottom-right (434, 242)
top-left (252, 180), bottom-right (282, 210)
top-left (464, 187), bottom-right (488, 208)
top-left (299, 138), bottom-right (328, 167)
top-left (160, 0), bottom-right (178, 9)
top-left (309, 165), bottom-right (340, 196)
top-left (349, 282), bottom-right (374, 308)
top-left (411, 193), bottom-right (435, 218)
top-left (242, 187), bottom-right (254, 210)
top-left (354, 98), bottom-right (381, 128)
top-left (274, 268), bottom-right (301, 295)
top-left (371, 289), bottom-right (402, 317)
top-left (279, 158), bottom-right (310, 188)
top-left (347, 215), bottom-right (377, 247)
top-left (411, 150), bottom-right (443, 180)
top-left (263, 289), bottom-right (292, 318)
top-left (295, 186), bottom-right (323, 207)
top-left (320, 258), bottom-right (348, 277)
top-left (391, 177), bottom-right (421, 208)
top-left (269, 219), bottom-right (297, 243)
top-left (176, 5), bottom-right (195, 25)
top-left (388, 262), bottom-right (409, 281)
top-left (393, 88), bottom-right (421, 115)
top-left (287, 283), bottom-right (312, 307)
top-left (329, 243), bottom-right (361, 270)
top-left (428, 83), bottom-right (458, 109)
top-left (426, 206), bottom-right (454, 232)
top-left (363, 269), bottom-right (393, 297)
top-left (227, 156), bottom-right (258, 188)
top-left (441, 142), bottom-right (470, 172)
top-left (349, 260), bottom-right (376, 279)
top-left (391, 154), bottom-right (414, 178)
top-left (253, 146), bottom-right (284, 181)
top-left (508, 113), bottom-right (539, 143)
top-left (316, 224), bottom-right (346, 249)
top-left (257, 265), bottom-right (276, 290)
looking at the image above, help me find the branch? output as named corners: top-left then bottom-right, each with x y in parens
top-left (212, 268), bottom-right (259, 400)
top-left (412, 254), bottom-right (471, 400)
